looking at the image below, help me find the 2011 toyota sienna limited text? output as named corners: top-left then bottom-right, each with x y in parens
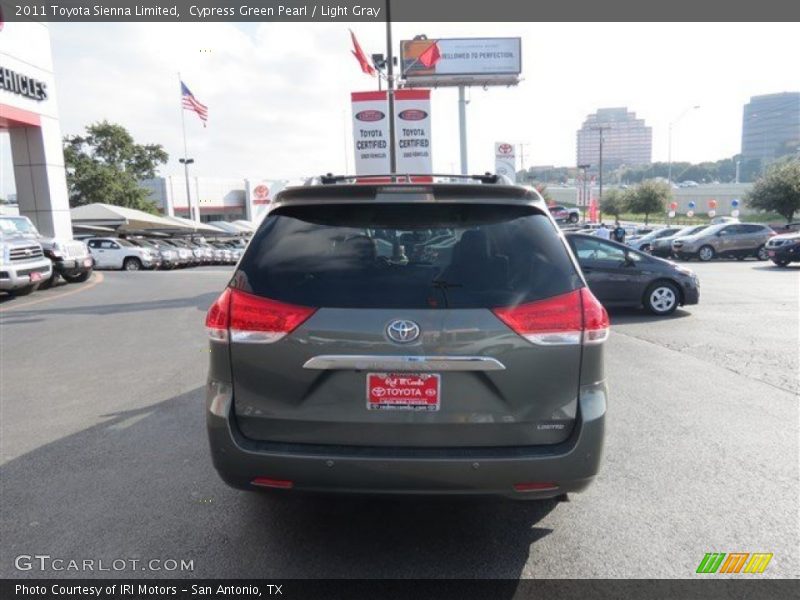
top-left (205, 176), bottom-right (609, 499)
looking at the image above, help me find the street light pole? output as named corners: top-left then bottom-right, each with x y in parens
top-left (591, 125), bottom-right (610, 203)
top-left (385, 0), bottom-right (397, 178)
top-left (578, 163), bottom-right (591, 223)
top-left (667, 105), bottom-right (700, 187)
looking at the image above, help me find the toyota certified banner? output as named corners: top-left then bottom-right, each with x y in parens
top-left (351, 89), bottom-right (432, 177)
top-left (495, 141), bottom-right (516, 183)
top-left (394, 89), bottom-right (432, 175)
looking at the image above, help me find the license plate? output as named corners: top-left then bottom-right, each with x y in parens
top-left (29, 271), bottom-right (43, 282)
top-left (367, 372), bottom-right (440, 411)
top-left (768, 250), bottom-right (776, 257)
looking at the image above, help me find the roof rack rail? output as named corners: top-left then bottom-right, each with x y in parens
top-left (318, 172), bottom-right (508, 185)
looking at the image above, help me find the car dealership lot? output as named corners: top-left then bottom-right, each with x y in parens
top-left (1, 263), bottom-right (797, 578)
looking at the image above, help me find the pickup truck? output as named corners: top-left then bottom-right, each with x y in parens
top-left (0, 230), bottom-right (53, 296)
top-left (548, 204), bottom-right (581, 224)
top-left (0, 215), bottom-right (93, 287)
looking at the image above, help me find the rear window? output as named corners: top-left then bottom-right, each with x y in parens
top-left (233, 203), bottom-right (581, 309)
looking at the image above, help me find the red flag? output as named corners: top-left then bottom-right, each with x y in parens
top-left (418, 41), bottom-right (441, 69)
top-left (349, 30), bottom-right (375, 76)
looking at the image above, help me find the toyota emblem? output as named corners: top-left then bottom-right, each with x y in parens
top-left (386, 320), bottom-right (421, 344)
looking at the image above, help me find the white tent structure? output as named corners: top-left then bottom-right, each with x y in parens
top-left (208, 221), bottom-right (251, 235)
top-left (70, 203), bottom-right (190, 232)
top-left (231, 220), bottom-right (256, 233)
top-left (162, 215), bottom-right (226, 234)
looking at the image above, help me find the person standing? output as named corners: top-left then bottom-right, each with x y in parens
top-left (612, 220), bottom-right (626, 243)
top-left (596, 223), bottom-right (611, 240)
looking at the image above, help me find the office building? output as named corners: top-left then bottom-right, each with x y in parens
top-left (576, 107), bottom-right (652, 171)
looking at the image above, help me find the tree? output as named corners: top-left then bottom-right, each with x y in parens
top-left (625, 180), bottom-right (670, 225)
top-left (746, 160), bottom-right (800, 223)
top-left (599, 188), bottom-right (626, 218)
top-left (63, 121), bottom-right (168, 213)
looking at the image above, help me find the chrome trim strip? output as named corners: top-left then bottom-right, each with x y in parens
top-left (302, 355), bottom-right (506, 372)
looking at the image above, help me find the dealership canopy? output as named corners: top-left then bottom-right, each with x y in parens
top-left (163, 215), bottom-right (227, 234)
top-left (70, 203), bottom-right (198, 232)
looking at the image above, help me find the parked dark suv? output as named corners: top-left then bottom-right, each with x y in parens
top-left (205, 176), bottom-right (609, 499)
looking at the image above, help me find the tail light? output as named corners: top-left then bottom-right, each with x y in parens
top-left (204, 288), bottom-right (316, 344)
top-left (492, 288), bottom-right (609, 346)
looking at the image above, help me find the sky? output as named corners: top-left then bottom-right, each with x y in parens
top-left (2, 21), bottom-right (799, 193)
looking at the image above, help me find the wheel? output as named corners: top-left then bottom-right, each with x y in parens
top-left (697, 245), bottom-right (715, 262)
top-left (644, 281), bottom-right (680, 316)
top-left (123, 257), bottom-right (142, 271)
top-left (756, 245), bottom-right (769, 261)
top-left (640, 244), bottom-right (651, 253)
top-left (11, 284), bottom-right (36, 296)
top-left (63, 269), bottom-right (92, 283)
top-left (771, 258), bottom-right (790, 267)
top-left (568, 213), bottom-right (579, 224)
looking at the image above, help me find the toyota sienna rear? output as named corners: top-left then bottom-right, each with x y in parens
top-left (205, 177), bottom-right (608, 499)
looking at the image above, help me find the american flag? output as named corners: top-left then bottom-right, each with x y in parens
top-left (181, 81), bottom-right (208, 126)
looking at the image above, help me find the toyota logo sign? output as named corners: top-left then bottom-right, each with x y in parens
top-left (386, 320), bottom-right (421, 344)
top-left (498, 143), bottom-right (513, 155)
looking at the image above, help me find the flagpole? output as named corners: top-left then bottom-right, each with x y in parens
top-left (178, 73), bottom-right (197, 226)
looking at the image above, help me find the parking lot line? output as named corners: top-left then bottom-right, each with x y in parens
top-left (0, 272), bottom-right (105, 313)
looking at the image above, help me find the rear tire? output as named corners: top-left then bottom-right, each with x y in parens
top-left (756, 245), bottom-right (769, 261)
top-left (569, 213), bottom-right (579, 224)
top-left (697, 245), bottom-right (715, 262)
top-left (123, 257), bottom-right (142, 271)
top-left (63, 270), bottom-right (92, 283)
top-left (38, 270), bottom-right (58, 290)
top-left (644, 281), bottom-right (680, 316)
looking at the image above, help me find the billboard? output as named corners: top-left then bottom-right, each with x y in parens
top-left (494, 142), bottom-right (516, 183)
top-left (401, 38), bottom-right (521, 87)
top-left (351, 90), bottom-right (432, 177)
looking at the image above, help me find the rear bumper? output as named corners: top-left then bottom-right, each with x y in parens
top-left (53, 256), bottom-right (94, 276)
top-left (206, 380), bottom-right (607, 499)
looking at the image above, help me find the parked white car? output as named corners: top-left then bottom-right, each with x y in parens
top-left (85, 237), bottom-right (157, 271)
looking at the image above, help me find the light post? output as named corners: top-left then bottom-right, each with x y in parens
top-left (384, 0), bottom-right (397, 178)
top-left (178, 157), bottom-right (196, 224)
top-left (578, 163), bottom-right (590, 222)
top-left (590, 125), bottom-right (610, 204)
top-left (667, 105), bottom-right (700, 187)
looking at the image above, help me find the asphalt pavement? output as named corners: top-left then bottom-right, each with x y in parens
top-left (1, 262), bottom-right (797, 579)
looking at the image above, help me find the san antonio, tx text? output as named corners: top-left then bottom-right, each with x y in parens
top-left (15, 584), bottom-right (279, 596)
